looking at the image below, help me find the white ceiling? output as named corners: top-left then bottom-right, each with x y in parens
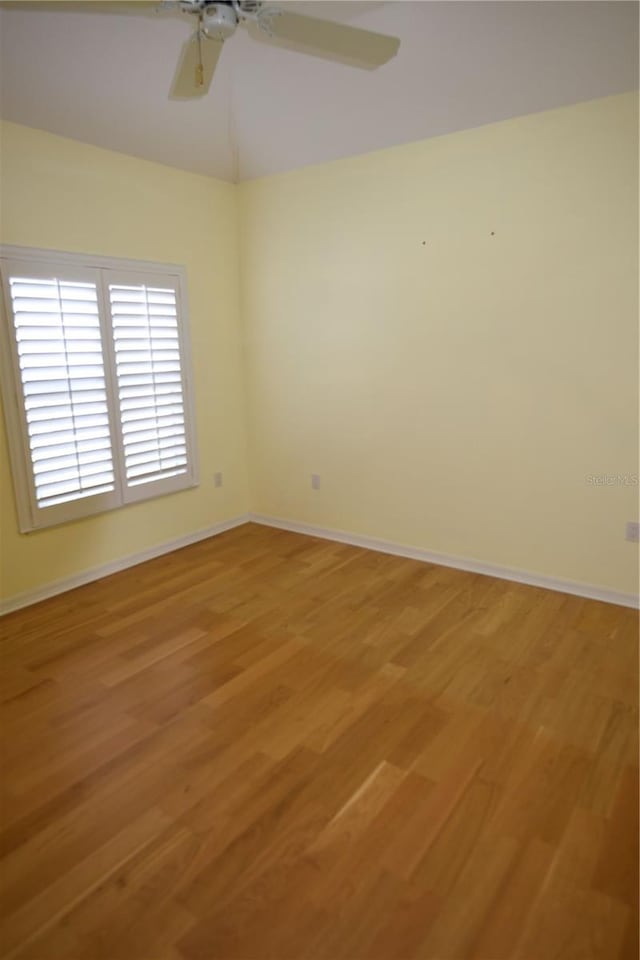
top-left (0, 1), bottom-right (638, 182)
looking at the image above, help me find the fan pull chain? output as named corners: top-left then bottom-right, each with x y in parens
top-left (196, 19), bottom-right (204, 87)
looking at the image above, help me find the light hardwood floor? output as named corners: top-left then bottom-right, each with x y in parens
top-left (0, 522), bottom-right (638, 960)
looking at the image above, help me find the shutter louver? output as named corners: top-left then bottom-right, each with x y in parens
top-left (8, 276), bottom-right (115, 508)
top-left (109, 282), bottom-right (189, 488)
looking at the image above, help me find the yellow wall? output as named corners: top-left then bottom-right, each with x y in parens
top-left (0, 121), bottom-right (249, 601)
top-left (1, 94), bottom-right (638, 605)
top-left (239, 93), bottom-right (639, 596)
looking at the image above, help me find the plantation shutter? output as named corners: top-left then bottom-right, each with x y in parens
top-left (1, 249), bottom-right (197, 533)
top-left (3, 263), bottom-right (120, 526)
top-left (107, 275), bottom-right (191, 500)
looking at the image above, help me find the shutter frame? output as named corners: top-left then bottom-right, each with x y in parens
top-left (0, 260), bottom-right (121, 529)
top-left (102, 267), bottom-right (198, 505)
top-left (0, 248), bottom-right (198, 532)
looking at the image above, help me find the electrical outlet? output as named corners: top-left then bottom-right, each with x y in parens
top-left (625, 521), bottom-right (639, 542)
top-left (311, 474), bottom-right (320, 490)
top-left (213, 472), bottom-right (223, 488)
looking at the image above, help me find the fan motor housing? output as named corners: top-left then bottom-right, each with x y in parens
top-left (202, 3), bottom-right (238, 40)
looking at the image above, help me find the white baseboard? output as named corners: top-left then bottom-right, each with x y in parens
top-left (4, 511), bottom-right (637, 615)
top-left (249, 513), bottom-right (640, 610)
top-left (0, 514), bottom-right (250, 616)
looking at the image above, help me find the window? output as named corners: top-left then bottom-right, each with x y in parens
top-left (0, 246), bottom-right (198, 532)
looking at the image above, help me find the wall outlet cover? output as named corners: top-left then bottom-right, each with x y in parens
top-left (625, 521), bottom-right (640, 542)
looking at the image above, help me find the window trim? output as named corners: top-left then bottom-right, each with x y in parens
top-left (0, 245), bottom-right (199, 533)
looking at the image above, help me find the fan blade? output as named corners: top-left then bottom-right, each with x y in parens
top-left (0, 2), bottom-right (182, 17)
top-left (170, 32), bottom-right (223, 99)
top-left (252, 9), bottom-right (399, 70)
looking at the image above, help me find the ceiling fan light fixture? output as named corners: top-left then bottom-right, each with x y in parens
top-left (1, 0), bottom-right (400, 101)
top-left (202, 3), bottom-right (237, 40)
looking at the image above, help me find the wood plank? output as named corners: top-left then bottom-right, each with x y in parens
top-left (0, 522), bottom-right (636, 959)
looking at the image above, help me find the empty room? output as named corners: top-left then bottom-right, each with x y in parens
top-left (0, 1), bottom-right (638, 958)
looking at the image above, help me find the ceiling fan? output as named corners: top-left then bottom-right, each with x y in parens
top-left (2, 1), bottom-right (400, 99)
